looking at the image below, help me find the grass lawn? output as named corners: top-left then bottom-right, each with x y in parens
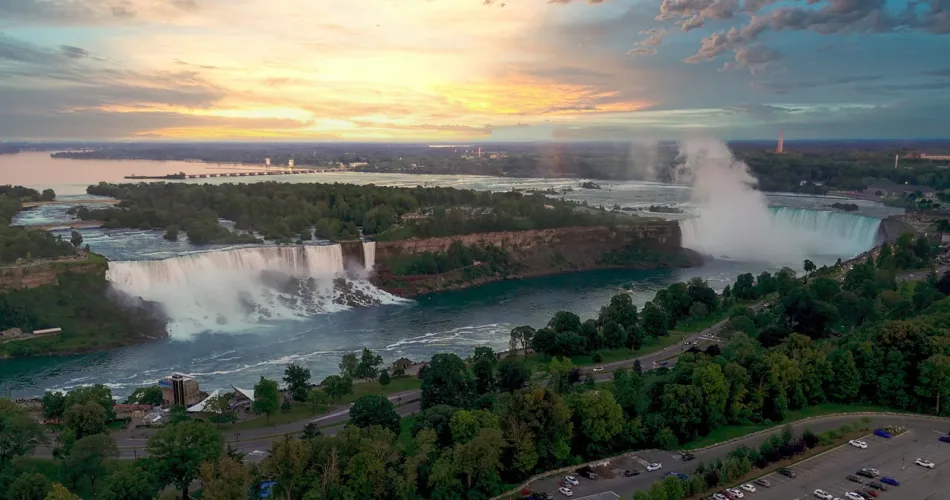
top-left (223, 377), bottom-right (422, 431)
top-left (681, 403), bottom-right (896, 450)
top-left (522, 333), bottom-right (688, 372)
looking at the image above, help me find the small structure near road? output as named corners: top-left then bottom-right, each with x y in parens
top-left (159, 373), bottom-right (202, 407)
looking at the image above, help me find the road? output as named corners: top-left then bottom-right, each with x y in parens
top-left (528, 414), bottom-right (950, 500)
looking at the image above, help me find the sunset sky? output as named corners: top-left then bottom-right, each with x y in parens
top-left (1, 0), bottom-right (948, 141)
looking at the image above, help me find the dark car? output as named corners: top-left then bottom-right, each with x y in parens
top-left (777, 468), bottom-right (796, 478)
top-left (939, 436), bottom-right (950, 443)
top-left (874, 429), bottom-right (892, 439)
top-left (682, 453), bottom-right (696, 461)
top-left (880, 476), bottom-right (900, 486)
top-left (846, 475), bottom-right (864, 483)
top-left (857, 469), bottom-right (875, 479)
top-left (753, 478), bottom-right (771, 488)
top-left (623, 469), bottom-right (640, 477)
top-left (869, 482), bottom-right (888, 491)
top-left (863, 489), bottom-right (879, 497)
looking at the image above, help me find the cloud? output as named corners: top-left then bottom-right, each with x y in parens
top-left (59, 45), bottom-right (91, 59)
top-left (724, 103), bottom-right (800, 119)
top-left (721, 44), bottom-right (782, 74)
top-left (855, 80), bottom-right (950, 93)
top-left (628, 28), bottom-right (667, 56)
top-left (655, 0), bottom-right (950, 73)
top-left (0, 0), bottom-right (201, 25)
top-left (923, 67), bottom-right (950, 77)
top-left (753, 75), bottom-right (883, 94)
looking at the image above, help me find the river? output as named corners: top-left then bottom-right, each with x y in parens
top-left (0, 152), bottom-right (902, 398)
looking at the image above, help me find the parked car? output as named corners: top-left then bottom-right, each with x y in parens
top-left (880, 476), bottom-right (900, 486)
top-left (682, 453), bottom-right (696, 461)
top-left (564, 476), bottom-right (579, 486)
top-left (814, 489), bottom-right (833, 500)
top-left (592, 366), bottom-right (604, 372)
top-left (862, 489), bottom-right (878, 497)
top-left (647, 463), bottom-right (662, 472)
top-left (712, 494), bottom-right (727, 500)
top-left (868, 482), bottom-right (887, 491)
top-left (856, 469), bottom-right (875, 478)
top-left (559, 480), bottom-right (571, 488)
top-left (873, 429), bottom-right (892, 438)
top-left (726, 488), bottom-right (744, 498)
top-left (846, 475), bottom-right (864, 483)
top-left (916, 458), bottom-right (935, 468)
top-left (845, 493), bottom-right (865, 500)
top-left (623, 469), bottom-right (640, 477)
top-left (849, 439), bottom-right (868, 449)
top-left (720, 490), bottom-right (736, 500)
top-left (753, 478), bottom-right (771, 488)
top-left (778, 468), bottom-right (796, 478)
top-left (740, 483), bottom-right (756, 493)
top-left (939, 436), bottom-right (950, 443)
top-left (558, 487), bottom-right (573, 497)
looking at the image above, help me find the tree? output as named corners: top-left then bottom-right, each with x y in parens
top-left (65, 433), bottom-right (118, 491)
top-left (64, 385), bottom-right (115, 420)
top-left (547, 357), bottom-right (575, 394)
top-left (63, 402), bottom-right (107, 440)
top-left (321, 374), bottom-right (353, 402)
top-left (163, 225), bottom-right (180, 241)
top-left (306, 388), bottom-right (328, 415)
top-left (44, 484), bottom-right (79, 500)
top-left (421, 353), bottom-right (476, 409)
top-left (98, 464), bottom-right (159, 500)
top-left (378, 369), bottom-right (392, 386)
top-left (302, 422), bottom-right (322, 440)
top-left (497, 358), bottom-right (531, 392)
top-left (41, 391), bottom-right (66, 419)
top-left (917, 354), bottom-right (950, 416)
top-left (568, 390), bottom-right (624, 455)
top-left (349, 395), bottom-right (401, 434)
top-left (147, 420), bottom-right (223, 500)
top-left (252, 377), bottom-right (280, 423)
top-left (829, 350), bottom-right (861, 402)
top-left (339, 353), bottom-right (359, 378)
top-left (599, 293), bottom-right (638, 330)
top-left (472, 346), bottom-right (497, 394)
top-left (509, 325), bottom-right (535, 358)
top-left (124, 386), bottom-right (163, 406)
top-left (199, 456), bottom-right (251, 500)
top-left (0, 402), bottom-right (45, 465)
top-left (634, 359), bottom-right (643, 375)
top-left (70, 230), bottom-right (83, 248)
top-left (354, 348), bottom-right (384, 380)
top-left (282, 363), bottom-right (311, 401)
top-left (10, 473), bottom-right (51, 500)
top-left (803, 259), bottom-right (816, 280)
top-left (265, 437), bottom-right (309, 500)
top-left (641, 302), bottom-right (668, 337)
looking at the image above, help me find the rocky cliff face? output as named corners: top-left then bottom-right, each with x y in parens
top-left (0, 261), bottom-right (108, 291)
top-left (373, 222), bottom-right (700, 297)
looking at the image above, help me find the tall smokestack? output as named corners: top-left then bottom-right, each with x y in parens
top-left (777, 129), bottom-right (784, 154)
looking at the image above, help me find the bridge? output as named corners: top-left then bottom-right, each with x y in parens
top-left (20, 199), bottom-right (120, 208)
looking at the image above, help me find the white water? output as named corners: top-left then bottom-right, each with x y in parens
top-left (106, 244), bottom-right (403, 338)
top-left (672, 139), bottom-right (880, 266)
top-left (362, 240), bottom-right (376, 270)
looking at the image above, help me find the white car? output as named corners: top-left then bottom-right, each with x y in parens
top-left (849, 439), bottom-right (868, 449)
top-left (712, 494), bottom-right (727, 500)
top-left (647, 463), bottom-right (662, 472)
top-left (565, 475), bottom-right (579, 486)
top-left (592, 366), bottom-right (604, 372)
top-left (740, 483), bottom-right (756, 493)
top-left (558, 487), bottom-right (573, 497)
top-left (814, 490), bottom-right (833, 500)
top-left (916, 458), bottom-right (935, 468)
top-left (727, 488), bottom-right (744, 498)
top-left (845, 493), bottom-right (865, 500)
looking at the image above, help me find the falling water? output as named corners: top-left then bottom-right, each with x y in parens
top-left (362, 240), bottom-right (376, 270)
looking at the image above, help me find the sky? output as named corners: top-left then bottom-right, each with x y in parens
top-left (0, 0), bottom-right (948, 141)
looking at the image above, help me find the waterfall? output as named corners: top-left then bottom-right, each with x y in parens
top-left (106, 244), bottom-right (403, 338)
top-left (679, 207), bottom-right (882, 266)
top-left (362, 240), bottom-right (376, 270)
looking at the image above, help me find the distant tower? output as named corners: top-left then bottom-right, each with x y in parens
top-left (265, 157), bottom-right (271, 167)
top-left (894, 154), bottom-right (899, 169)
top-left (288, 159), bottom-right (294, 169)
top-left (478, 147), bottom-right (482, 159)
top-left (776, 129), bottom-right (784, 154)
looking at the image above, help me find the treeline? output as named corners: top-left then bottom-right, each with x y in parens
top-left (81, 182), bottom-right (620, 245)
top-left (0, 272), bottom-right (167, 357)
top-left (0, 186), bottom-right (77, 265)
top-left (388, 241), bottom-right (517, 277)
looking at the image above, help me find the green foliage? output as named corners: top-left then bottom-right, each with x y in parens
top-left (0, 401), bottom-right (46, 465)
top-left (354, 348), bottom-right (384, 380)
top-left (378, 369), bottom-right (391, 386)
top-left (0, 187), bottom-right (76, 265)
top-left (388, 240), bottom-right (516, 277)
top-left (420, 353), bottom-right (476, 410)
top-left (252, 377), bottom-right (280, 422)
top-left (147, 420), bottom-right (223, 500)
top-left (282, 363), bottom-right (312, 401)
top-left (123, 386), bottom-right (163, 406)
top-left (349, 395), bottom-right (401, 435)
top-left (321, 374), bottom-right (354, 402)
top-left (10, 473), bottom-right (52, 500)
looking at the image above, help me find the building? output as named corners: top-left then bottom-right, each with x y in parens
top-left (114, 404), bottom-right (154, 419)
top-left (392, 358), bottom-right (414, 372)
top-left (864, 182), bottom-right (938, 199)
top-left (288, 159), bottom-right (295, 168)
top-left (159, 373), bottom-right (201, 407)
top-left (265, 157), bottom-right (271, 167)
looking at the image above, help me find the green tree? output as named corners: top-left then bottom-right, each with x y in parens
top-left (0, 401), bottom-right (45, 465)
top-left (569, 389), bottom-right (624, 455)
top-left (41, 391), bottom-right (66, 419)
top-left (124, 386), bottom-right (164, 406)
top-left (306, 388), bottom-right (328, 415)
top-left (378, 369), bottom-right (391, 386)
top-left (829, 350), bottom-right (861, 402)
top-left (10, 473), bottom-right (51, 500)
top-left (421, 353), bottom-right (476, 409)
top-left (472, 346), bottom-right (497, 394)
top-left (655, 427), bottom-right (679, 450)
top-left (497, 358), bottom-right (531, 392)
top-left (44, 484), bottom-right (79, 500)
top-left (321, 374), bottom-right (353, 402)
top-left (98, 464), bottom-right (160, 500)
top-left (147, 420), bottom-right (223, 500)
top-left (302, 422), bottom-right (322, 440)
top-left (199, 456), bottom-right (251, 500)
top-left (70, 230), bottom-right (83, 248)
top-left (64, 385), bottom-right (115, 420)
top-left (252, 377), bottom-right (280, 423)
top-left (63, 402), bottom-right (107, 440)
top-left (163, 225), bottom-right (180, 241)
top-left (599, 293), bottom-right (638, 330)
top-left (354, 348), bottom-right (384, 380)
top-left (508, 325), bottom-right (535, 358)
top-left (917, 354), bottom-right (950, 416)
top-left (641, 302), bottom-right (668, 337)
top-left (339, 353), bottom-right (359, 378)
top-left (349, 395), bottom-right (401, 434)
top-left (265, 437), bottom-right (309, 500)
top-left (803, 259), bottom-right (816, 280)
top-left (282, 363), bottom-right (311, 402)
top-left (64, 433), bottom-right (118, 491)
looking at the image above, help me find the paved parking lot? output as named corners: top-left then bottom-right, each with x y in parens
top-left (754, 428), bottom-right (950, 500)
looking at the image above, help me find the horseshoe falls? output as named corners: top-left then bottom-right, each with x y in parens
top-left (679, 207), bottom-right (882, 266)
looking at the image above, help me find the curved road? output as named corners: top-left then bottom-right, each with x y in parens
top-left (528, 413), bottom-right (950, 499)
